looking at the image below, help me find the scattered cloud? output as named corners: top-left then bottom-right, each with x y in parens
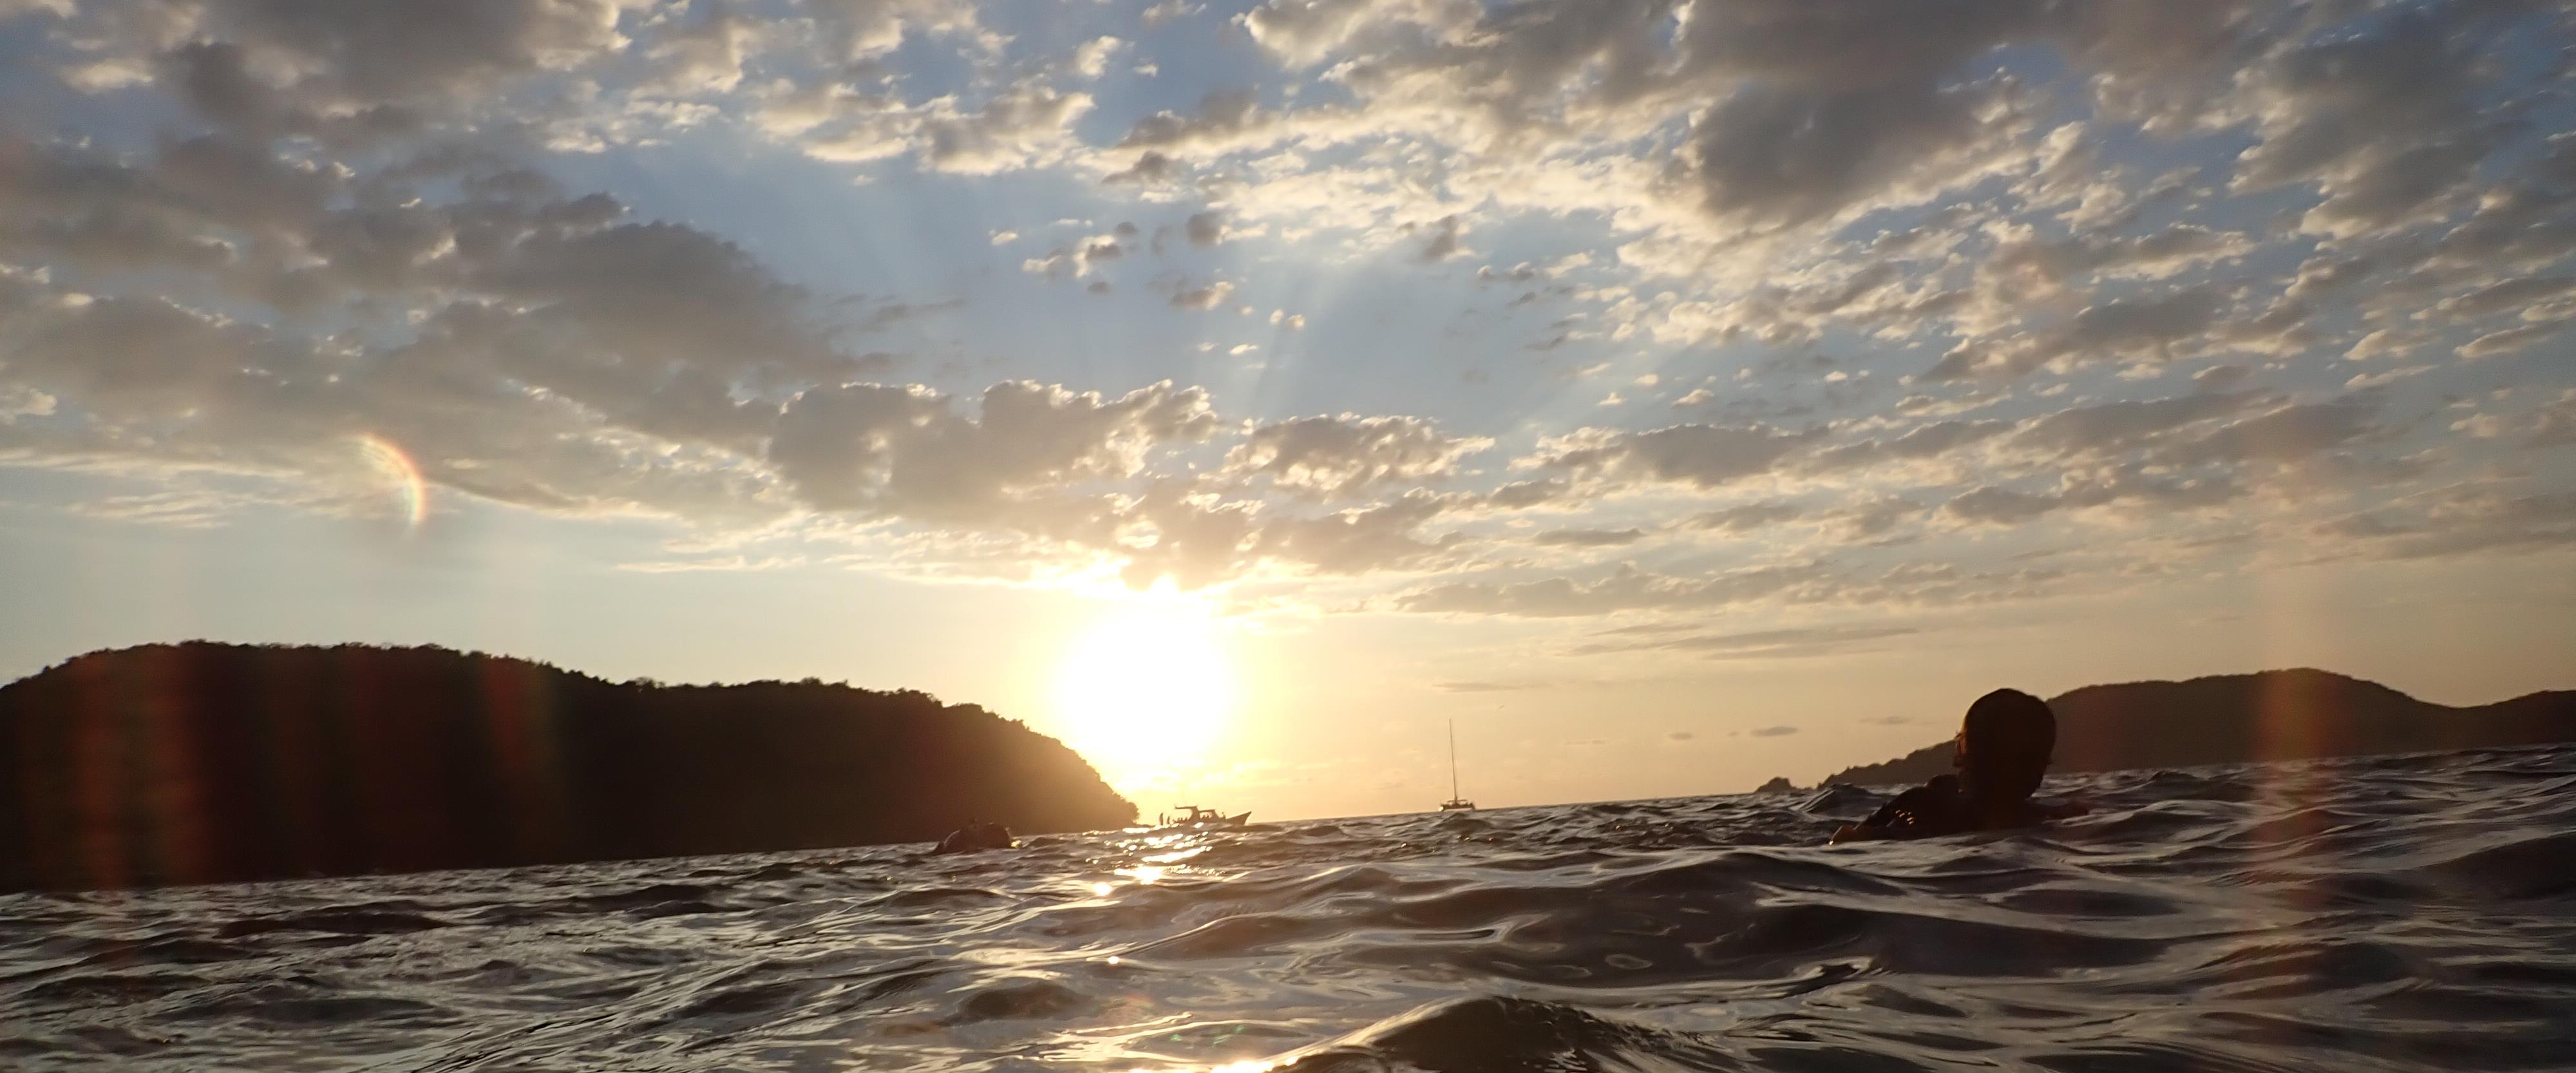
top-left (0, 0), bottom-right (2564, 643)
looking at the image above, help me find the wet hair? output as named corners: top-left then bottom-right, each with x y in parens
top-left (1954, 688), bottom-right (2056, 802)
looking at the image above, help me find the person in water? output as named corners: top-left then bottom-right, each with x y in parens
top-left (934, 820), bottom-right (1016, 855)
top-left (1831, 688), bottom-right (2083, 844)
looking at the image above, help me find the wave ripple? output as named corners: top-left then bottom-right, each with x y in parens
top-left (5, 746), bottom-right (2573, 1071)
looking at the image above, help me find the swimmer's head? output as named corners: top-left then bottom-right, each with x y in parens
top-left (1953, 688), bottom-right (2056, 802)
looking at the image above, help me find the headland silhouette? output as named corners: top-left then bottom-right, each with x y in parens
top-left (0, 642), bottom-right (1136, 892)
top-left (1782, 669), bottom-right (2576, 790)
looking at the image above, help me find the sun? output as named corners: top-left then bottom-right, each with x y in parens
top-left (1054, 600), bottom-right (1236, 779)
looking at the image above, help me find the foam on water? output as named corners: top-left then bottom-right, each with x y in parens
top-left (4, 746), bottom-right (2572, 1072)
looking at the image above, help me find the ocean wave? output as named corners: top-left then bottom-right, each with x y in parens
top-left (3, 745), bottom-right (2571, 1071)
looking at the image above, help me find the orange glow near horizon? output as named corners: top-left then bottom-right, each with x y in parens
top-left (1053, 599), bottom-right (1235, 786)
top-left (355, 433), bottom-right (428, 529)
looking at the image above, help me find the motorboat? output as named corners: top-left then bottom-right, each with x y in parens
top-left (1155, 804), bottom-right (1251, 828)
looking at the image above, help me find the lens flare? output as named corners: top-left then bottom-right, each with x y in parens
top-left (356, 433), bottom-right (428, 528)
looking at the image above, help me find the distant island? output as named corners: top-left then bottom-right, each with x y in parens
top-left (0, 643), bottom-right (1137, 892)
top-left (1770, 669), bottom-right (2576, 792)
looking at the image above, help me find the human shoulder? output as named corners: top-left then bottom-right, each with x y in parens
top-left (1839, 775), bottom-right (1965, 841)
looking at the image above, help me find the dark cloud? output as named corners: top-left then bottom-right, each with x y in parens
top-left (1942, 466), bottom-right (2244, 526)
top-left (1416, 215), bottom-right (1463, 261)
top-left (1185, 210), bottom-right (1226, 247)
top-left (2160, 394), bottom-right (2381, 468)
top-left (1119, 88), bottom-right (1268, 151)
top-left (2008, 390), bottom-right (2266, 459)
top-left (2228, 7), bottom-right (2516, 236)
top-left (1664, 76), bottom-right (2016, 235)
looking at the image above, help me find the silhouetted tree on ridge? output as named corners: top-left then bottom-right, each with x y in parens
top-left (0, 641), bottom-right (1137, 891)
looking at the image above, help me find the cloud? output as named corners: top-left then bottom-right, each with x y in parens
top-left (2458, 323), bottom-right (2561, 361)
top-left (1185, 210), bottom-right (1227, 247)
top-left (1415, 214), bottom-right (1464, 261)
top-left (1483, 479), bottom-right (1572, 511)
top-left (2159, 394), bottom-right (2380, 468)
top-left (1527, 423), bottom-right (1823, 491)
top-left (1171, 279), bottom-right (1236, 309)
top-left (1531, 527), bottom-right (1644, 548)
top-left (1927, 286), bottom-right (2226, 382)
top-left (1070, 35), bottom-right (1126, 79)
top-left (2430, 276), bottom-right (2576, 323)
top-left (1572, 623), bottom-right (1918, 660)
top-left (4, 0), bottom-right (2572, 630)
top-left (1799, 418), bottom-right (2012, 473)
top-left (1687, 500), bottom-right (1811, 535)
top-left (1662, 75), bottom-right (2023, 237)
top-left (2007, 390), bottom-right (2266, 459)
top-left (1225, 414), bottom-right (1492, 500)
top-left (768, 379), bottom-right (1221, 519)
top-left (1397, 562), bottom-right (1825, 618)
top-left (2194, 365), bottom-right (2250, 392)
top-left (1748, 726), bottom-right (1800, 738)
top-left (2228, 8), bottom-right (2510, 236)
top-left (1683, 496), bottom-right (1921, 544)
top-left (2452, 389), bottom-right (2576, 450)
top-left (1254, 490), bottom-right (1466, 574)
top-left (1941, 466), bottom-right (2242, 527)
top-left (1983, 224), bottom-right (2253, 288)
top-left (642, 7), bottom-right (759, 95)
top-left (1118, 88), bottom-right (1271, 153)
top-left (2309, 486), bottom-right (2576, 563)
top-left (918, 83), bottom-right (1096, 175)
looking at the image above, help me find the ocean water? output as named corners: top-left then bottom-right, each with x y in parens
top-left (5, 746), bottom-right (2573, 1072)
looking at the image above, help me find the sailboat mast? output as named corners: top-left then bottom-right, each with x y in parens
top-left (1448, 719), bottom-right (1460, 800)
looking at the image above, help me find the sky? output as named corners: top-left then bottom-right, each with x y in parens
top-left (0, 0), bottom-right (2572, 822)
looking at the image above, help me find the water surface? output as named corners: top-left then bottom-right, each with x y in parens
top-left (5, 746), bottom-right (2572, 1071)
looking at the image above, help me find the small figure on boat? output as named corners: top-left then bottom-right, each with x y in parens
top-left (1155, 804), bottom-right (1250, 829)
top-left (934, 820), bottom-right (1016, 854)
top-left (1831, 688), bottom-right (2087, 844)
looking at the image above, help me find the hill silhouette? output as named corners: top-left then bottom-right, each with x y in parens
top-left (0, 642), bottom-right (1137, 891)
top-left (1802, 669), bottom-right (2576, 789)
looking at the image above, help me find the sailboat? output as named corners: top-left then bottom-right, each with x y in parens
top-left (1438, 719), bottom-right (1475, 812)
